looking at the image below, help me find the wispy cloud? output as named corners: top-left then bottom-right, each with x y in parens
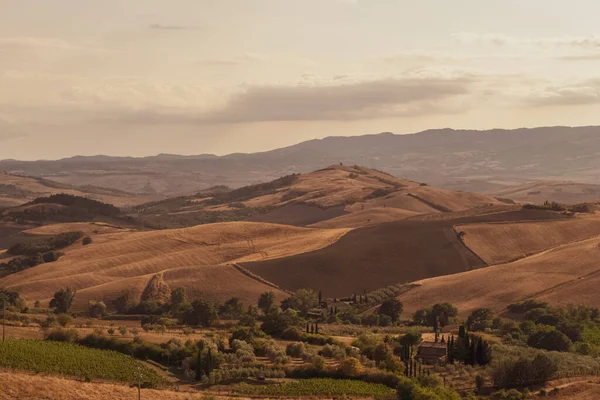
top-left (105, 72), bottom-right (475, 124)
top-left (452, 32), bottom-right (600, 49)
top-left (0, 37), bottom-right (83, 51)
top-left (149, 23), bottom-right (194, 30)
top-left (525, 78), bottom-right (600, 106)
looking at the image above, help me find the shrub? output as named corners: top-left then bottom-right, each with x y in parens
top-left (527, 326), bottom-right (572, 352)
top-left (45, 328), bottom-right (80, 343)
top-left (338, 357), bottom-right (363, 376)
top-left (286, 342), bottom-right (308, 358)
top-left (88, 300), bottom-right (107, 318)
top-left (56, 314), bottom-right (72, 327)
top-left (82, 236), bottom-right (93, 246)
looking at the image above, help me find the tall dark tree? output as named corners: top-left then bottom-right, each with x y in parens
top-left (258, 291), bottom-right (275, 314)
top-left (378, 298), bottom-right (403, 323)
top-left (49, 287), bottom-right (76, 314)
top-left (195, 349), bottom-right (203, 380)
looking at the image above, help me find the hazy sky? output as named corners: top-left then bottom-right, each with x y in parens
top-left (1, 0), bottom-right (600, 160)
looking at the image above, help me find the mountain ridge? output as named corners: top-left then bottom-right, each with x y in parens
top-left (2, 125), bottom-right (600, 197)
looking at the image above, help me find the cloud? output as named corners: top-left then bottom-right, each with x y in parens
top-left (149, 23), bottom-right (192, 30)
top-left (525, 79), bottom-right (600, 106)
top-left (109, 72), bottom-right (474, 124)
top-left (452, 32), bottom-right (600, 49)
top-left (558, 53), bottom-right (600, 61)
top-left (0, 37), bottom-right (83, 51)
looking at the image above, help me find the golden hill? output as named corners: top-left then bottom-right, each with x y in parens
top-left (0, 222), bottom-right (349, 310)
top-left (457, 215), bottom-right (600, 264)
top-left (0, 173), bottom-right (159, 208)
top-left (243, 208), bottom-right (566, 297)
top-left (136, 165), bottom-right (503, 229)
top-left (397, 235), bottom-right (600, 317)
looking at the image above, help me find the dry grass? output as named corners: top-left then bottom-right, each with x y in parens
top-left (458, 215), bottom-right (600, 264)
top-left (0, 370), bottom-right (235, 400)
top-left (245, 209), bottom-right (560, 297)
top-left (0, 222), bottom-right (349, 310)
top-left (397, 235), bottom-right (600, 317)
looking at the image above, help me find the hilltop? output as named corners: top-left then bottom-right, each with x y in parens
top-left (134, 165), bottom-right (503, 228)
top-left (2, 126), bottom-right (600, 197)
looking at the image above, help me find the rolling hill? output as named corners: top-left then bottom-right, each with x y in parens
top-left (0, 172), bottom-right (160, 208)
top-left (2, 126), bottom-right (600, 197)
top-left (133, 165), bottom-right (504, 229)
top-left (457, 215), bottom-right (600, 264)
top-left (397, 234), bottom-right (600, 317)
top-left (0, 222), bottom-right (350, 310)
top-left (489, 181), bottom-right (600, 205)
top-left (242, 208), bottom-right (567, 297)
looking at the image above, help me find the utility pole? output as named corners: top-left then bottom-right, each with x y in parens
top-left (137, 364), bottom-right (142, 400)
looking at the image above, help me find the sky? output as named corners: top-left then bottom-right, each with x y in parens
top-left (1, 0), bottom-right (600, 160)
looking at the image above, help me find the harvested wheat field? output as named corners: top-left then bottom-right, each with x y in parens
top-left (397, 236), bottom-right (600, 317)
top-left (244, 208), bottom-right (565, 297)
top-left (0, 222), bottom-right (349, 310)
top-left (0, 370), bottom-right (238, 400)
top-left (458, 215), bottom-right (600, 264)
top-left (309, 207), bottom-right (419, 228)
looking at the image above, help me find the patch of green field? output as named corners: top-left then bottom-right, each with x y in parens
top-left (0, 340), bottom-right (164, 386)
top-left (234, 378), bottom-right (395, 398)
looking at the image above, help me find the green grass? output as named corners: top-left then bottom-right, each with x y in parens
top-left (0, 340), bottom-right (164, 386)
top-left (234, 378), bottom-right (395, 398)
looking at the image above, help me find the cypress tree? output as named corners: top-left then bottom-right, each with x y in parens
top-left (315, 322), bottom-right (319, 334)
top-left (458, 324), bottom-right (466, 339)
top-left (469, 339), bottom-right (477, 366)
top-left (364, 294), bottom-right (369, 303)
top-left (463, 333), bottom-right (470, 365)
top-left (205, 349), bottom-right (212, 377)
top-left (318, 290), bottom-right (322, 303)
top-left (476, 338), bottom-right (484, 366)
top-left (195, 349), bottom-right (203, 380)
top-left (334, 306), bottom-right (338, 314)
top-left (306, 322), bottom-right (310, 333)
top-left (330, 306), bottom-right (333, 316)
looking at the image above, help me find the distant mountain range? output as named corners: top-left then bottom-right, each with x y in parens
top-left (2, 126), bottom-right (600, 196)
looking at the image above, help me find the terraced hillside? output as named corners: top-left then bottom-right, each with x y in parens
top-left (0, 222), bottom-right (349, 310)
